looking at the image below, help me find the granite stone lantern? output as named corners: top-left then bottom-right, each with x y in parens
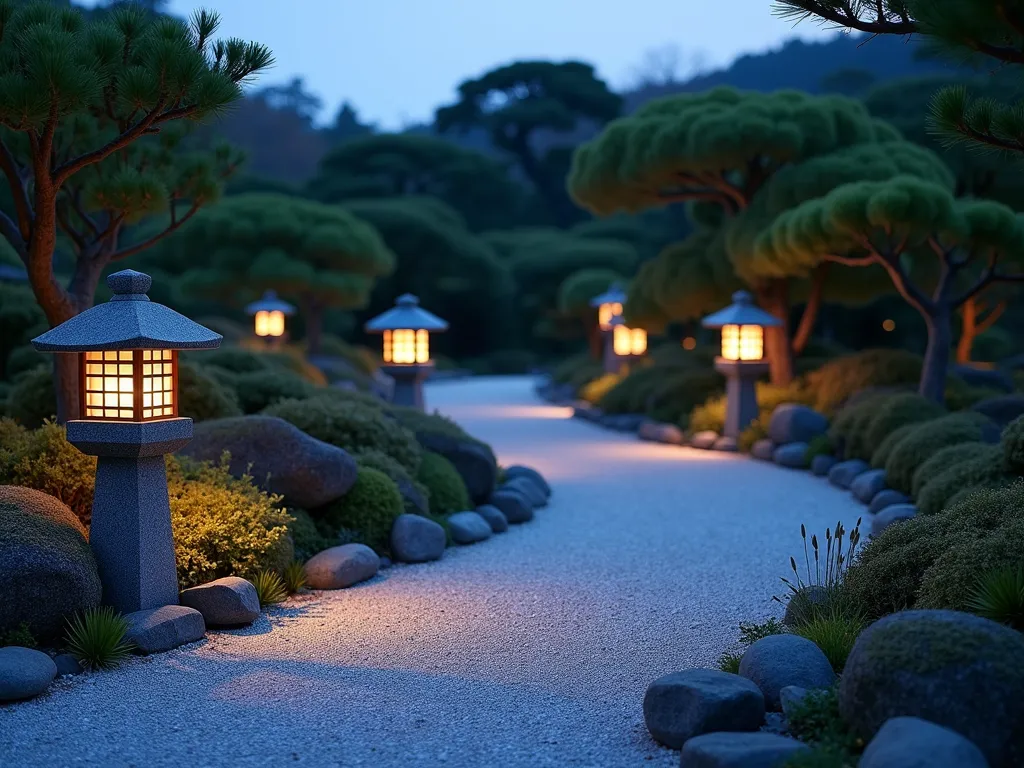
top-left (364, 294), bottom-right (448, 410)
top-left (604, 314), bottom-right (648, 375)
top-left (590, 282), bottom-right (627, 332)
top-left (31, 269), bottom-right (221, 613)
top-left (245, 290), bottom-right (295, 345)
top-left (701, 290), bottom-right (781, 438)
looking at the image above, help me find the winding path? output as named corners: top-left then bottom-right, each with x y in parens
top-left (0, 376), bottom-right (862, 768)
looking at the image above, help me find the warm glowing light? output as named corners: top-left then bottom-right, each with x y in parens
top-left (383, 329), bottom-right (430, 364)
top-left (83, 349), bottom-right (175, 421)
top-left (721, 324), bottom-right (764, 361)
top-left (254, 310), bottom-right (285, 337)
top-left (682, 336), bottom-right (697, 350)
top-left (598, 302), bottom-right (623, 331)
top-left (882, 318), bottom-right (896, 332)
top-left (630, 328), bottom-right (647, 355)
top-left (612, 325), bottom-right (647, 356)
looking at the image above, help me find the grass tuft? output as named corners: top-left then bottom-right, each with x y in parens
top-left (65, 606), bottom-right (133, 669)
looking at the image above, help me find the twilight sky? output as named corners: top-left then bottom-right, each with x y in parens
top-left (159, 0), bottom-right (836, 128)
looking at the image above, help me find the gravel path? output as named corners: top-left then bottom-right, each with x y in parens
top-left (1, 375), bottom-right (862, 768)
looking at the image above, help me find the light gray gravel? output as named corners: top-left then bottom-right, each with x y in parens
top-left (0, 375), bottom-right (863, 767)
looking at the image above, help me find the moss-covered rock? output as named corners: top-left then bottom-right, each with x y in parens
top-left (317, 467), bottom-right (404, 554)
top-left (856, 393), bottom-right (945, 463)
top-left (355, 449), bottom-right (429, 516)
top-left (178, 361), bottom-right (243, 422)
top-left (416, 451), bottom-right (471, 515)
top-left (916, 445), bottom-right (1010, 515)
top-left (0, 485), bottom-right (101, 641)
top-left (839, 609), bottom-right (1024, 768)
top-left (911, 442), bottom-right (990, 498)
top-left (230, 368), bottom-right (318, 414)
top-left (1000, 415), bottom-right (1024, 474)
top-left (883, 412), bottom-right (998, 495)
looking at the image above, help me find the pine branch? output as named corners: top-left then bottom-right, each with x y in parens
top-left (0, 208), bottom-right (27, 261)
top-left (110, 201), bottom-right (201, 262)
top-left (771, 0), bottom-right (917, 35)
top-left (55, 201), bottom-right (87, 252)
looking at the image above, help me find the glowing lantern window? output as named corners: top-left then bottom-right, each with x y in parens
top-left (720, 324), bottom-right (764, 361)
top-left (701, 291), bottom-right (781, 364)
top-left (366, 294), bottom-right (448, 369)
top-left (590, 283), bottom-right (628, 331)
top-left (246, 291), bottom-right (295, 341)
top-left (612, 324), bottom-right (647, 356)
top-left (254, 310), bottom-right (286, 337)
top-left (81, 349), bottom-right (176, 421)
top-left (598, 302), bottom-right (623, 331)
top-left (384, 329), bottom-right (430, 364)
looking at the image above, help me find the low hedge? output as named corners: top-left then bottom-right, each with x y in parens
top-left (883, 412), bottom-right (996, 495)
top-left (231, 368), bottom-right (318, 414)
top-left (915, 444), bottom-right (1009, 515)
top-left (869, 423), bottom-right (916, 469)
top-left (804, 349), bottom-right (924, 416)
top-left (911, 442), bottom-right (990, 499)
top-left (5, 365), bottom-right (57, 428)
top-left (861, 393), bottom-right (945, 456)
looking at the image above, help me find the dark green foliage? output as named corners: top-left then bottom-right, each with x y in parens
top-left (5, 365), bottom-right (57, 428)
top-left (804, 349), bottom-right (924, 416)
top-left (599, 365), bottom-right (724, 425)
top-left (0, 622), bottom-right (36, 649)
top-left (869, 423), bottom-right (915, 469)
top-left (784, 687), bottom-right (863, 762)
top-left (287, 508), bottom-right (331, 562)
top-left (738, 420), bottom-right (769, 454)
top-left (966, 566), bottom-right (1024, 631)
top-left (827, 393), bottom-right (895, 461)
top-left (1001, 415), bottom-right (1024, 474)
top-left (319, 467), bottom-right (404, 554)
top-left (199, 347), bottom-right (274, 375)
top-left (884, 412), bottom-right (996, 495)
top-left (911, 441), bottom-right (990, 498)
top-left (916, 445), bottom-right (1009, 515)
top-left (64, 606), bottom-right (133, 670)
top-left (789, 605), bottom-right (865, 673)
top-left (177, 362), bottom-right (243, 422)
top-left (0, 283), bottom-right (46, 381)
top-left (862, 394), bottom-right (945, 456)
top-left (231, 369), bottom-right (317, 414)
top-left (416, 451), bottom-right (471, 516)
top-left (717, 650), bottom-right (743, 674)
top-left (807, 434), bottom-right (833, 462)
top-left (251, 569), bottom-right (287, 607)
top-left (355, 450), bottom-right (429, 515)
top-left (282, 560), bottom-right (307, 594)
top-left (390, 406), bottom-right (494, 461)
top-left (5, 346), bottom-right (46, 379)
top-left (264, 397), bottom-right (421, 474)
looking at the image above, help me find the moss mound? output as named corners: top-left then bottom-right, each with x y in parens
top-left (231, 368), bottom-right (317, 414)
top-left (178, 361), bottom-right (243, 422)
top-left (916, 445), bottom-right (1009, 515)
top-left (911, 441), bottom-right (990, 498)
top-left (288, 508), bottom-right (332, 561)
top-left (355, 449), bottom-right (429, 515)
top-left (1000, 415), bottom-right (1024, 473)
top-left (869, 423), bottom-right (916, 469)
top-left (883, 412), bottom-right (996, 495)
top-left (416, 451), bottom-right (471, 515)
top-left (861, 393), bottom-right (945, 457)
top-left (319, 466), bottom-right (404, 553)
top-left (804, 349), bottom-right (923, 415)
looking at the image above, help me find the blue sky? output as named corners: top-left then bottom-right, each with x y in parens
top-left (159, 0), bottom-right (836, 128)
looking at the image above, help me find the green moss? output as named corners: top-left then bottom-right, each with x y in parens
top-left (858, 393), bottom-right (944, 462)
top-left (287, 508), bottom-right (331, 561)
top-left (804, 349), bottom-right (923, 416)
top-left (869, 423), bottom-right (915, 469)
top-left (319, 466), bottom-right (404, 554)
top-left (738, 419), bottom-right (769, 454)
top-left (355, 449), bottom-right (430, 514)
top-left (178, 362), bottom-right (243, 422)
top-left (806, 433), bottom-right (833, 462)
top-left (883, 412), bottom-right (994, 495)
top-left (1001, 415), bottom-right (1024, 473)
top-left (231, 368), bottom-right (317, 414)
top-left (195, 346), bottom-right (273, 374)
top-left (417, 451), bottom-right (471, 515)
top-left (911, 441), bottom-right (989, 498)
top-left (916, 445), bottom-right (1009, 515)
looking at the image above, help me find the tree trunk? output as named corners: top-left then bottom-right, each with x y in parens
top-left (956, 297), bottom-right (977, 365)
top-left (585, 316), bottom-right (603, 361)
top-left (304, 299), bottom-right (324, 357)
top-left (758, 280), bottom-right (793, 387)
top-left (791, 265), bottom-right (826, 356)
top-left (920, 306), bottom-right (952, 404)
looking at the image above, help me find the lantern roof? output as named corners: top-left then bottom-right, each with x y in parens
top-left (701, 291), bottom-right (782, 329)
top-left (589, 282), bottom-right (627, 307)
top-left (364, 294), bottom-right (449, 333)
top-left (245, 290), bottom-right (296, 316)
top-left (32, 270), bottom-right (223, 352)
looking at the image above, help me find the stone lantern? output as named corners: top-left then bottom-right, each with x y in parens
top-left (701, 290), bottom-right (781, 438)
top-left (364, 294), bottom-right (448, 410)
top-left (590, 282), bottom-right (627, 332)
top-left (245, 290), bottom-right (295, 344)
top-left (31, 269), bottom-right (221, 613)
top-left (605, 314), bottom-right (648, 374)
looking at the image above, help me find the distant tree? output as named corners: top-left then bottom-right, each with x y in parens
top-left (323, 102), bottom-right (375, 144)
top-left (819, 68), bottom-right (877, 96)
top-left (754, 176), bottom-right (1024, 401)
top-left (0, 1), bottom-right (272, 420)
top-left (306, 134), bottom-right (527, 231)
top-left (436, 61), bottom-right (622, 226)
top-left (557, 268), bottom-right (627, 359)
top-left (256, 76), bottom-right (323, 127)
top-left (159, 194), bottom-right (395, 355)
top-left (628, 44), bottom-right (709, 88)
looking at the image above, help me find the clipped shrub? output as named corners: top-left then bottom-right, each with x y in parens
top-left (883, 412), bottom-right (996, 495)
top-left (827, 392), bottom-right (897, 461)
top-left (390, 406), bottom-right (492, 457)
top-left (315, 387), bottom-right (390, 411)
top-left (597, 364), bottom-right (723, 419)
top-left (316, 334), bottom-right (379, 375)
top-left (551, 351), bottom-right (598, 385)
top-left (194, 346), bottom-right (272, 374)
top-left (265, 396), bottom-right (421, 474)
top-left (288, 508), bottom-right (332, 561)
top-left (869, 423), bottom-right (915, 469)
top-left (355, 449), bottom-right (430, 515)
top-left (689, 380), bottom-right (810, 434)
top-left (1001, 415), bottom-right (1024, 473)
top-left (168, 456), bottom-right (293, 589)
top-left (580, 372), bottom-right (622, 405)
top-left (911, 442), bottom-right (989, 498)
top-left (318, 466), bottom-right (404, 553)
top-left (416, 451), bottom-right (471, 515)
top-left (231, 368), bottom-right (318, 414)
top-left (804, 348), bottom-right (923, 415)
top-left (915, 445), bottom-right (1010, 515)
top-left (644, 370), bottom-right (725, 426)
top-left (64, 606), bottom-right (133, 669)
top-left (177, 361), bottom-right (243, 422)
top-left (5, 365), bottom-right (57, 428)
top-left (861, 393), bottom-right (944, 454)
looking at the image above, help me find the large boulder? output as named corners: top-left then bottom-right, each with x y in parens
top-left (124, 605), bottom-right (206, 654)
top-left (305, 543), bottom-right (379, 589)
top-left (390, 514), bottom-right (446, 563)
top-left (828, 459), bottom-right (870, 489)
top-left (679, 732), bottom-right (809, 767)
top-left (739, 634), bottom-right (836, 711)
top-left (179, 577), bottom-right (260, 627)
top-left (475, 505), bottom-right (508, 534)
top-left (860, 716), bottom-right (990, 768)
top-left (840, 609), bottom-right (1024, 768)
top-left (503, 465), bottom-right (550, 498)
top-left (773, 442), bottom-right (808, 469)
top-left (851, 469), bottom-right (888, 504)
top-left (0, 485), bottom-right (101, 640)
top-left (751, 439), bottom-right (775, 462)
top-left (0, 647), bottom-right (57, 702)
top-left (447, 511), bottom-right (492, 545)
top-left (768, 404), bottom-right (829, 445)
top-left (488, 489), bottom-right (534, 524)
top-left (416, 433), bottom-right (497, 504)
top-left (642, 669), bottom-right (765, 749)
top-left (690, 431), bottom-right (719, 450)
top-left (179, 415), bottom-right (358, 509)
top-left (810, 454), bottom-right (837, 477)
top-left (970, 394), bottom-right (1024, 428)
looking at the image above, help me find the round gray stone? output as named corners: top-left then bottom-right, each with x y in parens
top-left (503, 477), bottom-right (546, 508)
top-left (179, 576), bottom-right (260, 627)
top-left (768, 404), bottom-right (829, 445)
top-left (860, 716), bottom-right (990, 768)
top-left (828, 459), bottom-right (870, 489)
top-left (475, 504), bottom-right (508, 533)
top-left (642, 669), bottom-right (765, 749)
top-left (390, 514), bottom-right (446, 563)
top-left (773, 442), bottom-right (808, 469)
top-left (124, 605), bottom-right (206, 655)
top-left (869, 489), bottom-right (911, 515)
top-left (779, 686), bottom-right (810, 719)
top-left (811, 454), bottom-right (837, 476)
top-left (870, 504), bottom-right (917, 538)
top-left (0, 647), bottom-right (57, 702)
top-left (690, 431), bottom-right (719, 450)
top-left (851, 469), bottom-right (888, 504)
top-left (712, 435), bottom-right (737, 452)
top-left (751, 438), bottom-right (775, 462)
top-left (53, 653), bottom-right (84, 676)
top-left (447, 511), bottom-right (493, 545)
top-left (503, 465), bottom-right (551, 497)
top-left (679, 732), bottom-right (809, 767)
top-left (739, 634), bottom-right (836, 711)
top-left (488, 489), bottom-right (534, 524)
top-left (305, 544), bottom-right (380, 589)
top-left (638, 421), bottom-right (685, 445)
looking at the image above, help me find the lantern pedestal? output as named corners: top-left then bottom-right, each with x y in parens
top-left (602, 332), bottom-right (628, 375)
top-left (67, 418), bottom-right (194, 614)
top-left (381, 363), bottom-right (434, 410)
top-left (714, 358), bottom-right (769, 439)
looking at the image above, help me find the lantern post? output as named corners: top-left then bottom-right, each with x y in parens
top-left (364, 294), bottom-right (448, 410)
top-left (31, 270), bottom-right (222, 613)
top-left (245, 290), bottom-right (295, 346)
top-left (701, 290), bottom-right (781, 439)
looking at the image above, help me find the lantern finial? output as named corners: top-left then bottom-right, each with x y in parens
top-left (107, 269), bottom-right (152, 299)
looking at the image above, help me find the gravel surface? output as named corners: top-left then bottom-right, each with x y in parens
top-left (0, 375), bottom-right (863, 768)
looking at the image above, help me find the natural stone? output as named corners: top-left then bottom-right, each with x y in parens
top-left (712, 436), bottom-right (737, 452)
top-left (782, 586), bottom-right (828, 627)
top-left (179, 576), bottom-right (260, 627)
top-left (840, 609), bottom-right (1024, 768)
top-left (860, 716), bottom-right (990, 768)
top-left (739, 634), bottom-right (836, 711)
top-left (970, 394), bottom-right (1024, 428)
top-left (828, 459), bottom-right (870, 489)
top-left (0, 647), bottom-right (57, 702)
top-left (679, 732), bottom-right (809, 767)
top-left (870, 504), bottom-right (917, 538)
top-left (690, 430), bottom-right (719, 450)
top-left (447, 511), bottom-right (493, 544)
top-left (810, 454), bottom-right (837, 476)
top-left (868, 489), bottom-right (911, 515)
top-left (768, 404), bottom-right (829, 445)
top-left (751, 439), bottom-right (775, 462)
top-left (305, 544), bottom-right (380, 589)
top-left (952, 365), bottom-right (1013, 394)
top-left (417, 433), bottom-right (497, 504)
top-left (642, 669), bottom-right (765, 749)
top-left (773, 442), bottom-right (808, 469)
top-left (503, 465), bottom-right (551, 498)
top-left (488, 489), bottom-right (534, 524)
top-left (179, 415), bottom-right (358, 509)
top-left (638, 421), bottom-right (685, 445)
top-left (124, 605), bottom-right (206, 655)
top-left (53, 653), bottom-right (84, 676)
top-left (390, 514), bottom-right (446, 563)
top-left (503, 476), bottom-right (547, 508)
top-left (475, 504), bottom-right (508, 533)
top-left (851, 469), bottom-right (888, 504)
top-left (779, 686), bottom-right (810, 719)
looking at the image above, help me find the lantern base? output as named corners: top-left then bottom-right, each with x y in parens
top-left (381, 363), bottom-right (434, 411)
top-left (67, 417), bottom-right (194, 457)
top-left (714, 358), bottom-right (770, 438)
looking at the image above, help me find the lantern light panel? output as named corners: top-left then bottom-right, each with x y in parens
top-left (598, 302), bottom-right (623, 331)
top-left (721, 324), bottom-right (763, 361)
top-left (613, 325), bottom-right (647, 356)
top-left (254, 310), bottom-right (286, 337)
top-left (82, 349), bottom-right (176, 421)
top-left (383, 329), bottom-right (430, 364)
